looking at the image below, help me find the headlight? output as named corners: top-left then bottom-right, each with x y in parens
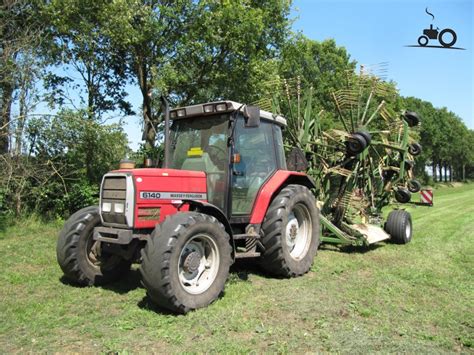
top-left (215, 103), bottom-right (227, 112)
top-left (102, 202), bottom-right (111, 212)
top-left (114, 203), bottom-right (124, 213)
top-left (203, 104), bottom-right (214, 113)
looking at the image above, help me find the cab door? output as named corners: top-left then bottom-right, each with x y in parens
top-left (231, 118), bottom-right (282, 216)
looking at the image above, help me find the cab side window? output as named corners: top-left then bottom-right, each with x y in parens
top-left (231, 118), bottom-right (278, 215)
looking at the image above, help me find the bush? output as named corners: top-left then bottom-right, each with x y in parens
top-left (1, 109), bottom-right (129, 219)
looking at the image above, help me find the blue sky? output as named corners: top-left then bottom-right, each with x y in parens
top-left (92, 0), bottom-right (474, 149)
top-left (291, 0), bottom-right (473, 125)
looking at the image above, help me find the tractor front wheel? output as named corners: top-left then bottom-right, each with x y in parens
top-left (57, 206), bottom-right (131, 286)
top-left (140, 212), bottom-right (232, 314)
top-left (385, 210), bottom-right (412, 244)
top-left (418, 35), bottom-right (429, 46)
top-left (260, 185), bottom-right (320, 277)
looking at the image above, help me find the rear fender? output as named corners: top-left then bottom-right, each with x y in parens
top-left (250, 170), bottom-right (316, 224)
top-left (184, 200), bottom-right (236, 259)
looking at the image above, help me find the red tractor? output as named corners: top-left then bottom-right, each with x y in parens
top-left (57, 101), bottom-right (320, 313)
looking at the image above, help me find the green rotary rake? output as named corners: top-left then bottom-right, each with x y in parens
top-left (256, 69), bottom-right (424, 246)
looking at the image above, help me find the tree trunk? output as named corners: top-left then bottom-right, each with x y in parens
top-left (86, 64), bottom-right (95, 121)
top-left (0, 82), bottom-right (14, 154)
top-left (14, 81), bottom-right (28, 156)
top-left (432, 162), bottom-right (437, 182)
top-left (443, 162), bottom-right (448, 182)
top-left (135, 53), bottom-right (155, 150)
top-left (438, 162), bottom-right (443, 183)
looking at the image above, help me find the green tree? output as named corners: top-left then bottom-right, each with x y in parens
top-left (42, 0), bottom-right (133, 120)
top-left (22, 109), bottom-right (129, 216)
top-left (0, 0), bottom-right (43, 154)
top-left (101, 0), bottom-right (291, 149)
top-left (278, 35), bottom-right (357, 115)
top-left (401, 96), bottom-right (472, 182)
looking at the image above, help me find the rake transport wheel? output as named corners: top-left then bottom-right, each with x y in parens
top-left (395, 187), bottom-right (412, 203)
top-left (260, 184), bottom-right (320, 277)
top-left (403, 111), bottom-right (420, 127)
top-left (385, 210), bottom-right (413, 244)
top-left (408, 142), bottom-right (422, 156)
top-left (140, 212), bottom-right (232, 314)
top-left (57, 206), bottom-right (131, 286)
top-left (408, 179), bottom-right (422, 193)
top-left (346, 133), bottom-right (368, 156)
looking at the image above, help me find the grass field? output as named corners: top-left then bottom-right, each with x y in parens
top-left (0, 184), bottom-right (473, 353)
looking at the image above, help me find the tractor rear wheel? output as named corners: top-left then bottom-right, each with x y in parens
top-left (140, 212), bottom-right (232, 314)
top-left (439, 28), bottom-right (457, 47)
top-left (385, 210), bottom-right (412, 244)
top-left (57, 206), bottom-right (131, 286)
top-left (260, 184), bottom-right (320, 277)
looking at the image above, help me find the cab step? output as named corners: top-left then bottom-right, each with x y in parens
top-left (235, 251), bottom-right (261, 259)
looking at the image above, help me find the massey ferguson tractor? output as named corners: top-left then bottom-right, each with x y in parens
top-left (57, 101), bottom-right (320, 313)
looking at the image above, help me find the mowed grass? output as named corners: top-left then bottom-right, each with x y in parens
top-left (0, 184), bottom-right (473, 353)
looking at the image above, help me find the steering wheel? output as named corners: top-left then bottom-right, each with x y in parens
top-left (248, 156), bottom-right (272, 178)
top-left (206, 145), bottom-right (227, 170)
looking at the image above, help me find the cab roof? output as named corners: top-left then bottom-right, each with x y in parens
top-left (170, 100), bottom-right (287, 126)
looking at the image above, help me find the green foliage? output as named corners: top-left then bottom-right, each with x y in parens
top-left (97, 0), bottom-right (291, 147)
top-left (28, 109), bottom-right (130, 182)
top-left (41, 0), bottom-right (133, 118)
top-left (130, 143), bottom-right (165, 168)
top-left (278, 35), bottom-right (357, 115)
top-left (401, 96), bottom-right (473, 182)
top-left (166, 0), bottom-right (291, 104)
top-left (0, 109), bottom-right (129, 218)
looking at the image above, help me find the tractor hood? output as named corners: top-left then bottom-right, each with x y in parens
top-left (100, 168), bottom-right (208, 229)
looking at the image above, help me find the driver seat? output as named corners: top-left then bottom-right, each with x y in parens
top-left (181, 153), bottom-right (219, 202)
top-left (181, 152), bottom-right (218, 173)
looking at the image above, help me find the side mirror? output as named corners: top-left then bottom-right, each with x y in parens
top-left (243, 105), bottom-right (260, 127)
top-left (286, 147), bottom-right (308, 171)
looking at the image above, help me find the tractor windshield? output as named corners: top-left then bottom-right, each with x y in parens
top-left (169, 114), bottom-right (229, 210)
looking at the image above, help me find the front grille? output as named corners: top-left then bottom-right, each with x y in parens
top-left (101, 176), bottom-right (128, 226)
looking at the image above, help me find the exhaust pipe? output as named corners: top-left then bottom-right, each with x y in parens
top-left (161, 96), bottom-right (170, 169)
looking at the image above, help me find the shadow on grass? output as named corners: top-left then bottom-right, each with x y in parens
top-left (59, 268), bottom-right (144, 294)
top-left (319, 242), bottom-right (384, 254)
top-left (230, 258), bottom-right (268, 280)
top-left (137, 296), bottom-right (182, 316)
top-left (103, 269), bottom-right (143, 294)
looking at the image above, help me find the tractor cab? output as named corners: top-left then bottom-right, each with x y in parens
top-left (167, 101), bottom-right (287, 219)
